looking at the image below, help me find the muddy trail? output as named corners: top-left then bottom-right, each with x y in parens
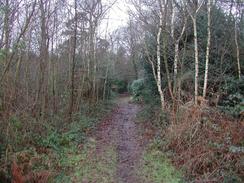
top-left (93, 96), bottom-right (143, 183)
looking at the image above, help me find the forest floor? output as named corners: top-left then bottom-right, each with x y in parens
top-left (76, 96), bottom-right (143, 182)
top-left (92, 96), bottom-right (142, 183)
top-left (5, 95), bottom-right (182, 183)
top-left (6, 95), bottom-right (243, 182)
top-left (74, 95), bottom-right (182, 183)
top-left (58, 94), bottom-right (243, 183)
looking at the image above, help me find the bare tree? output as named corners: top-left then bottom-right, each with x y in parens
top-left (68, 0), bottom-right (78, 118)
top-left (0, 0), bottom-right (36, 84)
top-left (186, 0), bottom-right (204, 104)
top-left (34, 0), bottom-right (51, 117)
top-left (234, 2), bottom-right (241, 79)
top-left (172, 1), bottom-right (187, 94)
top-left (202, 0), bottom-right (212, 99)
top-left (162, 0), bottom-right (174, 101)
top-left (156, 0), bottom-right (165, 109)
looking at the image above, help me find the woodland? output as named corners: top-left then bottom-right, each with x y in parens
top-left (0, 0), bottom-right (243, 182)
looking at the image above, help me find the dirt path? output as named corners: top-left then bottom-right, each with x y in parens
top-left (94, 96), bottom-right (143, 183)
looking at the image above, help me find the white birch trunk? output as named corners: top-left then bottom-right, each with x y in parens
top-left (171, 3), bottom-right (175, 38)
top-left (235, 21), bottom-right (241, 79)
top-left (193, 18), bottom-right (199, 104)
top-left (186, 0), bottom-right (204, 104)
top-left (156, 0), bottom-right (165, 110)
top-left (203, 0), bottom-right (212, 98)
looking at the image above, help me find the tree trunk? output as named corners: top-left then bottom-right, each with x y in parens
top-left (203, 0), bottom-right (212, 98)
top-left (34, 0), bottom-right (49, 118)
top-left (14, 53), bottom-right (22, 100)
top-left (234, 20), bottom-right (241, 79)
top-left (3, 0), bottom-right (10, 56)
top-left (186, 0), bottom-right (204, 105)
top-left (156, 0), bottom-right (165, 110)
top-left (103, 59), bottom-right (109, 100)
top-left (173, 21), bottom-right (186, 93)
top-left (162, 32), bottom-right (174, 100)
top-left (131, 56), bottom-right (138, 79)
top-left (193, 18), bottom-right (199, 104)
top-left (92, 28), bottom-right (97, 102)
top-left (162, 0), bottom-right (174, 101)
top-left (68, 0), bottom-right (78, 117)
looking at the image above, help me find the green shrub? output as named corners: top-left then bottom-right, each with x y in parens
top-left (40, 130), bottom-right (63, 151)
top-left (222, 77), bottom-right (244, 95)
top-left (130, 79), bottom-right (144, 100)
top-left (10, 115), bottom-right (22, 130)
top-left (137, 102), bottom-right (169, 129)
top-left (112, 79), bottom-right (127, 93)
top-left (0, 140), bottom-right (5, 160)
top-left (220, 77), bottom-right (244, 117)
top-left (131, 79), bottom-right (144, 95)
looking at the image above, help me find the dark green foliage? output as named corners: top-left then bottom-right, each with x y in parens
top-left (38, 125), bottom-right (81, 151)
top-left (219, 77), bottom-right (244, 117)
top-left (137, 4), bottom-right (243, 108)
top-left (112, 79), bottom-right (128, 93)
top-left (0, 100), bottom-right (115, 181)
top-left (223, 173), bottom-right (243, 183)
top-left (222, 77), bottom-right (244, 95)
top-left (38, 125), bottom-right (86, 152)
top-left (0, 135), bottom-right (5, 160)
top-left (0, 49), bottom-right (6, 62)
top-left (10, 116), bottom-right (22, 130)
top-left (137, 103), bottom-right (169, 129)
top-left (37, 101), bottom-right (115, 152)
top-left (130, 47), bottom-right (160, 104)
top-left (130, 79), bottom-right (144, 100)
top-left (143, 62), bottom-right (159, 97)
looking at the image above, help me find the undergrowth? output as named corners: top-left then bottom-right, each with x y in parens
top-left (166, 106), bottom-right (244, 182)
top-left (134, 91), bottom-right (184, 183)
top-left (0, 100), bottom-right (116, 182)
top-left (134, 87), bottom-right (243, 182)
top-left (55, 138), bottom-right (117, 183)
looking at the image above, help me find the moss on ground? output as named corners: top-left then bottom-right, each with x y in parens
top-left (138, 142), bottom-right (184, 183)
top-left (54, 138), bottom-right (117, 183)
